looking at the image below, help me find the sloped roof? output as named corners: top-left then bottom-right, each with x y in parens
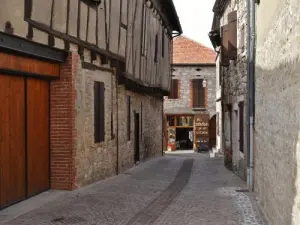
top-left (173, 36), bottom-right (216, 65)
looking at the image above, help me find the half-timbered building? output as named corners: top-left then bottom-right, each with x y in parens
top-left (0, 0), bottom-right (181, 209)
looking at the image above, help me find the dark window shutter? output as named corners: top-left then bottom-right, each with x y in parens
top-left (162, 31), bottom-right (165, 57)
top-left (94, 82), bottom-right (105, 143)
top-left (169, 79), bottom-right (178, 99)
top-left (221, 25), bottom-right (230, 67)
top-left (239, 102), bottom-right (244, 153)
top-left (192, 79), bottom-right (205, 108)
top-left (154, 34), bottom-right (158, 62)
top-left (228, 11), bottom-right (237, 60)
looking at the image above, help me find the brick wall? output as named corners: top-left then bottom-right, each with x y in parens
top-left (50, 52), bottom-right (78, 190)
top-left (49, 50), bottom-right (164, 189)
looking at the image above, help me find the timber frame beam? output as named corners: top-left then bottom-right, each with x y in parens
top-left (0, 32), bottom-right (67, 63)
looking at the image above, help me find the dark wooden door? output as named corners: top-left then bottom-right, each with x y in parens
top-left (239, 102), bottom-right (244, 153)
top-left (0, 75), bottom-right (26, 209)
top-left (134, 113), bottom-right (140, 163)
top-left (27, 78), bottom-right (50, 197)
top-left (209, 115), bottom-right (217, 149)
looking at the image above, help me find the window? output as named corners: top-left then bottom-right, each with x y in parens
top-left (169, 79), bottom-right (179, 99)
top-left (167, 116), bottom-right (175, 126)
top-left (192, 79), bottom-right (205, 108)
top-left (94, 81), bottom-right (105, 143)
top-left (162, 31), bottom-right (165, 57)
top-left (127, 96), bottom-right (131, 141)
top-left (177, 116), bottom-right (193, 127)
top-left (154, 34), bottom-right (158, 62)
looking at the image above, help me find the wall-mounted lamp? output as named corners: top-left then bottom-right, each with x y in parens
top-left (202, 79), bottom-right (207, 88)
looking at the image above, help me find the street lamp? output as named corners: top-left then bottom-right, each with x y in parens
top-left (202, 79), bottom-right (207, 88)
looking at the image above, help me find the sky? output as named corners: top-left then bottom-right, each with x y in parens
top-left (173, 0), bottom-right (215, 48)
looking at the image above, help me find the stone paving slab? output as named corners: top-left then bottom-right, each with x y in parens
top-left (154, 154), bottom-right (266, 225)
top-left (1, 153), bottom-right (266, 225)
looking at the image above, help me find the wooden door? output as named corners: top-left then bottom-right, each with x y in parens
top-left (239, 102), bottom-right (244, 153)
top-left (209, 115), bottom-right (217, 149)
top-left (0, 75), bottom-right (26, 209)
top-left (134, 113), bottom-right (140, 163)
top-left (27, 78), bottom-right (50, 197)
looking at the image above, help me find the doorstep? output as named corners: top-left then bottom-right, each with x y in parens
top-left (0, 190), bottom-right (67, 224)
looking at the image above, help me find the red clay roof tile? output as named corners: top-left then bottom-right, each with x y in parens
top-left (173, 36), bottom-right (216, 64)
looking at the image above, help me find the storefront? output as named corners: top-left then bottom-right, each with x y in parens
top-left (165, 113), bottom-right (210, 151)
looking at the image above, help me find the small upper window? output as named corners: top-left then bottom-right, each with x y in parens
top-left (81, 0), bottom-right (102, 7)
top-left (196, 68), bottom-right (201, 71)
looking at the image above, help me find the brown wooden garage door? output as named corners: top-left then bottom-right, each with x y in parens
top-left (0, 74), bottom-right (50, 209)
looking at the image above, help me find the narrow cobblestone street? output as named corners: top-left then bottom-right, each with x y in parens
top-left (1, 153), bottom-right (266, 225)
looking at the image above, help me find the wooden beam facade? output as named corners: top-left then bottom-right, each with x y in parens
top-left (0, 0), bottom-right (180, 95)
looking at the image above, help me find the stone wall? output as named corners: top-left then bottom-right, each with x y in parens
top-left (255, 0), bottom-right (300, 224)
top-left (117, 87), bottom-right (163, 172)
top-left (74, 51), bottom-right (163, 187)
top-left (75, 54), bottom-right (118, 187)
top-left (219, 0), bottom-right (247, 179)
top-left (164, 65), bottom-right (216, 117)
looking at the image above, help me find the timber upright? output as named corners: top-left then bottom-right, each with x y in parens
top-left (0, 0), bottom-right (181, 209)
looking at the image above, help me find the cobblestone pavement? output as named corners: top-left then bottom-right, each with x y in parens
top-left (2, 153), bottom-right (266, 225)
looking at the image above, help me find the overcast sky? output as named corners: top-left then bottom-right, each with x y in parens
top-left (173, 0), bottom-right (215, 48)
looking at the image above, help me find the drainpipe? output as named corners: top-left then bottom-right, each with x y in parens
top-left (246, 0), bottom-right (256, 191)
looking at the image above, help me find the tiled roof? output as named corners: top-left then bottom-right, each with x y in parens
top-left (173, 36), bottom-right (216, 64)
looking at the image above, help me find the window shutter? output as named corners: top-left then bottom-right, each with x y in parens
top-left (162, 31), bottom-right (165, 57)
top-left (240, 25), bottom-right (245, 52)
top-left (169, 79), bottom-right (178, 99)
top-left (192, 79), bottom-right (205, 108)
top-left (221, 25), bottom-right (230, 67)
top-left (154, 34), bottom-right (158, 62)
top-left (94, 82), bottom-right (105, 143)
top-left (228, 11), bottom-right (237, 60)
top-left (192, 80), bottom-right (199, 107)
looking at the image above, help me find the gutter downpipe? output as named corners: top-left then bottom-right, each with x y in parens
top-left (247, 0), bottom-right (256, 191)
